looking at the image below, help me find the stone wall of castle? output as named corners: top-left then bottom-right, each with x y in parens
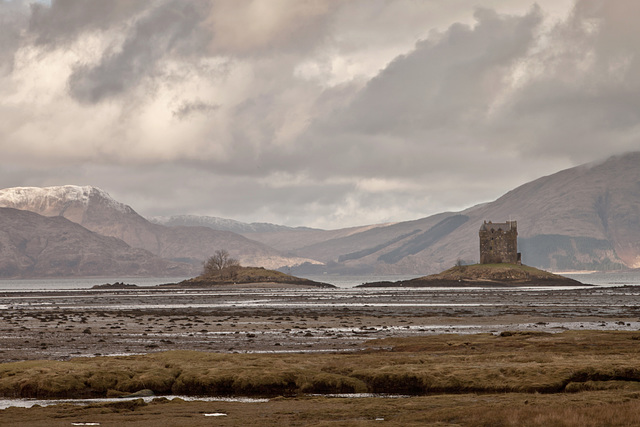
top-left (479, 220), bottom-right (519, 264)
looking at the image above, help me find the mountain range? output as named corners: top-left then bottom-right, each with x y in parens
top-left (149, 215), bottom-right (315, 234)
top-left (0, 186), bottom-right (316, 278)
top-left (0, 152), bottom-right (638, 278)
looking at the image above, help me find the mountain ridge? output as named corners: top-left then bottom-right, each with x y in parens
top-left (0, 186), bottom-right (317, 270)
top-left (149, 214), bottom-right (317, 234)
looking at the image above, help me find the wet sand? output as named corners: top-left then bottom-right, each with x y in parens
top-left (1, 284), bottom-right (639, 362)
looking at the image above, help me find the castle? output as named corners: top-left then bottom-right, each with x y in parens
top-left (479, 220), bottom-right (521, 264)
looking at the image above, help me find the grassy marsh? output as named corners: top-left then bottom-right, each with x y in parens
top-left (1, 391), bottom-right (640, 426)
top-left (1, 330), bottom-right (639, 399)
top-left (2, 330), bottom-right (640, 425)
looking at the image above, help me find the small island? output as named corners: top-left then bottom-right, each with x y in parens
top-left (162, 265), bottom-right (335, 289)
top-left (158, 250), bottom-right (334, 289)
top-left (360, 220), bottom-right (585, 288)
top-left (92, 282), bottom-right (140, 289)
top-left (358, 263), bottom-right (585, 287)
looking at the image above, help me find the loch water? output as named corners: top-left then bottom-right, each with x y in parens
top-left (0, 271), bottom-right (639, 291)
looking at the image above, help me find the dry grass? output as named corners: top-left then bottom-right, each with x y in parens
top-left (1, 391), bottom-right (640, 426)
top-left (1, 330), bottom-right (639, 400)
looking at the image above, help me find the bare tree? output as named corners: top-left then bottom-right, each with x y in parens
top-left (203, 249), bottom-right (240, 278)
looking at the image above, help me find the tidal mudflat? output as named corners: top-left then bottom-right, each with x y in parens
top-left (1, 284), bottom-right (639, 362)
top-left (1, 284), bottom-right (640, 425)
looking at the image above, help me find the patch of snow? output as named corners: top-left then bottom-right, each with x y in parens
top-left (0, 185), bottom-right (133, 215)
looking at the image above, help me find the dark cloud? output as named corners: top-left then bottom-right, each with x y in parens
top-left (173, 100), bottom-right (220, 120)
top-left (28, 0), bottom-right (148, 45)
top-left (68, 0), bottom-right (212, 103)
top-left (292, 0), bottom-right (638, 183)
top-left (0, 0), bottom-right (29, 75)
top-left (492, 0), bottom-right (640, 162)
top-left (292, 5), bottom-right (545, 181)
top-left (336, 7), bottom-right (542, 135)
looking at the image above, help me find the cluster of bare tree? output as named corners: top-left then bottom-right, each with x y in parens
top-left (203, 249), bottom-right (240, 279)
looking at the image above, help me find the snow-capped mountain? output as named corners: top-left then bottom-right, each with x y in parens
top-left (0, 185), bottom-right (133, 222)
top-left (0, 185), bottom-right (318, 271)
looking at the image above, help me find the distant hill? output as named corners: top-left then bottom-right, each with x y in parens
top-left (0, 207), bottom-right (194, 278)
top-left (150, 214), bottom-right (391, 255)
top-left (288, 213), bottom-right (454, 265)
top-left (237, 223), bottom-right (395, 254)
top-left (0, 186), bottom-right (317, 270)
top-left (149, 214), bottom-right (316, 234)
top-left (284, 152), bottom-right (640, 275)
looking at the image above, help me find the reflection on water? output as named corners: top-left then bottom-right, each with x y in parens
top-left (0, 392), bottom-right (420, 410)
top-left (563, 271), bottom-right (640, 286)
top-left (0, 271), bottom-right (638, 291)
top-left (0, 395), bottom-right (269, 410)
top-left (313, 393), bottom-right (410, 398)
top-left (0, 277), bottom-right (190, 291)
top-left (2, 283), bottom-right (640, 314)
top-left (24, 302), bottom-right (502, 310)
top-left (300, 275), bottom-right (422, 288)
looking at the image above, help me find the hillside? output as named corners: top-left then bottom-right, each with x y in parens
top-left (285, 152), bottom-right (640, 275)
top-left (0, 186), bottom-right (317, 270)
top-left (149, 214), bottom-right (316, 234)
top-left (0, 208), bottom-right (195, 278)
top-left (246, 222), bottom-right (401, 254)
top-left (149, 214), bottom-right (394, 254)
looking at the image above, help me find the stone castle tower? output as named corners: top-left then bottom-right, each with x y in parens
top-left (479, 220), bottom-right (521, 264)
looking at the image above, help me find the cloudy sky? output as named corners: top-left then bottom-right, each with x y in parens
top-left (1, 0), bottom-right (638, 229)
